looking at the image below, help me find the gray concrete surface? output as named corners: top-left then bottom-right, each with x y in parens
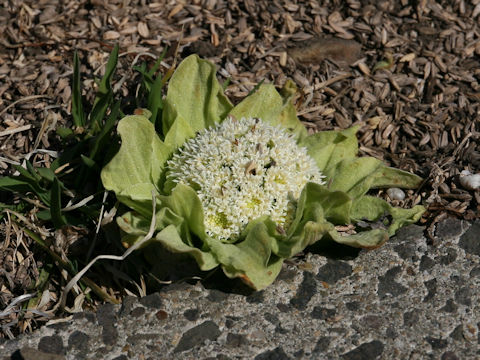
top-left (1, 217), bottom-right (479, 359)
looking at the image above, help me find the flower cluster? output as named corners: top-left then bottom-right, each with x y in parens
top-left (166, 117), bottom-right (325, 241)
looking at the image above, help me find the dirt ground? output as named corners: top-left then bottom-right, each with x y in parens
top-left (1, 0), bottom-right (479, 338)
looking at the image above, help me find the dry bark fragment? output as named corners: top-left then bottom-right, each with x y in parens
top-left (288, 37), bottom-right (362, 66)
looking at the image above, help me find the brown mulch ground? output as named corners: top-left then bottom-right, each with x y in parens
top-left (1, 0), bottom-right (479, 338)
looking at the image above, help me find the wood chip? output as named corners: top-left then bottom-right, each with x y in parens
top-left (288, 37), bottom-right (362, 66)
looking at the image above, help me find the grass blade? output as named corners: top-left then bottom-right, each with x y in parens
top-left (89, 100), bottom-right (120, 161)
top-left (247, 79), bottom-right (265, 97)
top-left (50, 177), bottom-right (67, 228)
top-left (0, 174), bottom-right (51, 206)
top-left (72, 50), bottom-right (86, 127)
top-left (147, 58), bottom-right (174, 128)
top-left (147, 74), bottom-right (164, 126)
top-left (147, 47), bottom-right (167, 78)
top-left (21, 226), bottom-right (120, 305)
top-left (90, 44), bottom-right (119, 134)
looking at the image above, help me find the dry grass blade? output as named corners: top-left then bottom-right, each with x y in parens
top-left (0, 95), bottom-right (51, 117)
top-left (0, 125), bottom-right (32, 138)
top-left (59, 191), bottom-right (157, 310)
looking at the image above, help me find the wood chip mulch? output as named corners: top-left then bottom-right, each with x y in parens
top-left (0, 0), bottom-right (479, 338)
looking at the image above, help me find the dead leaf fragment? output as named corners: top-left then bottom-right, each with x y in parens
top-left (137, 22), bottom-right (149, 38)
top-left (103, 30), bottom-right (120, 40)
top-left (400, 53), bottom-right (416, 62)
top-left (288, 37), bottom-right (362, 66)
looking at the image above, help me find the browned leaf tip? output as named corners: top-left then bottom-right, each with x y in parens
top-left (288, 37), bottom-right (362, 66)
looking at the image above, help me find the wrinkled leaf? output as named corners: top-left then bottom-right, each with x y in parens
top-left (154, 225), bottom-right (218, 271)
top-left (351, 195), bottom-right (425, 235)
top-left (229, 83), bottom-right (307, 140)
top-left (101, 114), bottom-right (170, 216)
top-left (328, 157), bottom-right (384, 198)
top-left (370, 166), bottom-right (423, 189)
top-left (162, 54), bottom-right (232, 138)
top-left (157, 183), bottom-right (206, 245)
top-left (328, 228), bottom-right (389, 249)
top-left (163, 115), bottom-right (195, 155)
top-left (206, 220), bottom-right (283, 290)
top-left (299, 126), bottom-right (359, 175)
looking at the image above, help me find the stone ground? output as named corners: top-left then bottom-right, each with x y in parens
top-left (1, 217), bottom-right (479, 359)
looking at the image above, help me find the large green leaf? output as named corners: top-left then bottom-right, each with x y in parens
top-left (328, 157), bottom-right (423, 200)
top-left (299, 126), bottom-right (359, 175)
top-left (229, 83), bottom-right (307, 140)
top-left (157, 183), bottom-right (206, 246)
top-left (273, 182), bottom-right (350, 259)
top-left (370, 166), bottom-right (423, 189)
top-left (163, 115), bottom-right (195, 153)
top-left (162, 54), bottom-right (232, 138)
top-left (117, 212), bottom-right (218, 271)
top-left (328, 228), bottom-right (389, 249)
top-left (351, 195), bottom-right (425, 235)
top-left (328, 157), bottom-right (384, 198)
top-left (206, 219), bottom-right (283, 290)
top-left (154, 225), bottom-right (218, 271)
top-left (101, 114), bottom-right (170, 216)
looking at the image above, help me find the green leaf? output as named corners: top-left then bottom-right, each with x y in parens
top-left (328, 228), bottom-right (389, 249)
top-left (299, 182), bottom-right (352, 225)
top-left (145, 49), bottom-right (168, 127)
top-left (36, 167), bottom-right (55, 182)
top-left (117, 211), bottom-right (218, 271)
top-left (0, 174), bottom-right (50, 205)
top-left (56, 127), bottom-right (74, 139)
top-left (147, 49), bottom-right (166, 78)
top-left (370, 166), bottom-right (423, 189)
top-left (157, 183), bottom-right (206, 245)
top-left (154, 225), bottom-right (218, 271)
top-left (147, 72), bottom-right (164, 127)
top-left (50, 177), bottom-right (67, 228)
top-left (328, 157), bottom-right (424, 200)
top-left (328, 157), bottom-right (384, 198)
top-left (162, 54), bottom-right (233, 137)
top-left (163, 115), bottom-right (195, 157)
top-left (299, 126), bottom-right (359, 175)
top-left (273, 183), bottom-right (348, 258)
top-left (116, 210), bottom-right (150, 242)
top-left (80, 154), bottom-right (96, 168)
top-left (90, 44), bottom-right (119, 134)
top-left (229, 83), bottom-right (307, 140)
top-left (25, 161), bottom-right (42, 182)
top-left (205, 220), bottom-right (283, 290)
top-left (89, 100), bottom-right (121, 161)
top-left (101, 114), bottom-right (171, 216)
top-left (72, 50), bottom-right (85, 127)
top-left (351, 195), bottom-right (425, 236)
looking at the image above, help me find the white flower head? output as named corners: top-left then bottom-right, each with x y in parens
top-left (166, 116), bottom-right (325, 241)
